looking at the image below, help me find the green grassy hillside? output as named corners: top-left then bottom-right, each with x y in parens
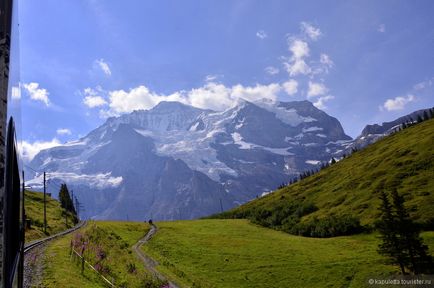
top-left (42, 221), bottom-right (164, 288)
top-left (25, 190), bottom-right (77, 242)
top-left (212, 119), bottom-right (434, 234)
top-left (141, 219), bottom-right (434, 288)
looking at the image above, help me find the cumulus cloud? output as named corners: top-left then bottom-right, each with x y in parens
top-left (313, 95), bottom-right (334, 109)
top-left (231, 83), bottom-right (281, 103)
top-left (187, 83), bottom-right (232, 111)
top-left (82, 87), bottom-right (108, 108)
top-left (265, 66), bottom-right (279, 75)
top-left (377, 24), bottom-right (386, 33)
top-left (300, 22), bottom-right (322, 41)
top-left (108, 85), bottom-right (186, 114)
top-left (23, 82), bottom-right (50, 106)
top-left (56, 128), bottom-right (72, 135)
top-left (256, 30), bottom-right (267, 39)
top-left (84, 96), bottom-right (107, 108)
top-left (284, 59), bottom-right (311, 76)
top-left (282, 79), bottom-right (298, 96)
top-left (284, 38), bottom-right (312, 76)
top-left (307, 81), bottom-right (328, 98)
top-left (95, 59), bottom-right (111, 76)
top-left (382, 94), bottom-right (415, 111)
top-left (18, 138), bottom-right (61, 162)
top-left (288, 38), bottom-right (310, 59)
top-left (98, 82), bottom-right (284, 117)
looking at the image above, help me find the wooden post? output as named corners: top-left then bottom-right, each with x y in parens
top-left (81, 246), bottom-right (85, 274)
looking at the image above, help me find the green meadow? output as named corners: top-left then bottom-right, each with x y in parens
top-left (142, 219), bottom-right (434, 288)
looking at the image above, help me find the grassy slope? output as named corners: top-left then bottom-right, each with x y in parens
top-left (25, 190), bottom-right (76, 242)
top-left (214, 119), bottom-right (434, 226)
top-left (142, 219), bottom-right (434, 288)
top-left (42, 221), bottom-right (163, 288)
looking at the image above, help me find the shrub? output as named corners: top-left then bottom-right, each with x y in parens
top-left (291, 215), bottom-right (364, 238)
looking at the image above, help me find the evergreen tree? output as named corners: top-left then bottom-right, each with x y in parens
top-left (423, 110), bottom-right (429, 121)
top-left (377, 191), bottom-right (406, 273)
top-left (330, 157), bottom-right (336, 164)
top-left (391, 190), bottom-right (433, 274)
top-left (416, 115), bottom-right (423, 123)
top-left (377, 190), bottom-right (433, 274)
top-left (59, 183), bottom-right (76, 215)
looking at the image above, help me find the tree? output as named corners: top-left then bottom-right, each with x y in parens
top-left (330, 157), bottom-right (336, 164)
top-left (59, 183), bottom-right (76, 215)
top-left (377, 190), bottom-right (433, 274)
top-left (377, 191), bottom-right (406, 274)
top-left (391, 190), bottom-right (432, 274)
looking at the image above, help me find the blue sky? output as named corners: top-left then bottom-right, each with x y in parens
top-left (15, 0), bottom-right (434, 161)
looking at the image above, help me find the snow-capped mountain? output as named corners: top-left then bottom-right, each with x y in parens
top-left (27, 99), bottom-right (352, 220)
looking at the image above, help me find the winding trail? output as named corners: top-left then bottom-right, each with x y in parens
top-left (133, 224), bottom-right (180, 288)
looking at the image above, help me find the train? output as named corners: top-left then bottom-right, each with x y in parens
top-left (0, 0), bottom-right (26, 287)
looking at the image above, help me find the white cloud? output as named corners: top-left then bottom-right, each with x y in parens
top-left (265, 66), bottom-right (279, 75)
top-left (23, 82), bottom-right (50, 106)
top-left (56, 128), bottom-right (71, 135)
top-left (27, 172), bottom-right (123, 190)
top-left (82, 87), bottom-right (108, 108)
top-left (18, 138), bottom-right (61, 162)
top-left (307, 81), bottom-right (328, 98)
top-left (413, 77), bottom-right (434, 91)
top-left (84, 96), bottom-right (107, 108)
top-left (11, 85), bottom-right (21, 100)
top-left (300, 22), bottom-right (322, 41)
top-left (108, 85), bottom-right (186, 114)
top-left (284, 38), bottom-right (312, 76)
top-left (99, 82), bottom-right (284, 117)
top-left (187, 82), bottom-right (232, 111)
top-left (187, 82), bottom-right (281, 111)
top-left (288, 38), bottom-right (310, 59)
top-left (284, 59), bottom-right (311, 76)
top-left (377, 24), bottom-right (386, 33)
top-left (282, 79), bottom-right (298, 96)
top-left (320, 53), bottom-right (334, 68)
top-left (57, 128), bottom-right (71, 136)
top-left (256, 30), bottom-right (267, 39)
top-left (231, 83), bottom-right (281, 103)
top-left (313, 95), bottom-right (334, 109)
top-left (95, 59), bottom-right (111, 76)
top-left (205, 74), bottom-right (223, 82)
top-left (382, 94), bottom-right (415, 111)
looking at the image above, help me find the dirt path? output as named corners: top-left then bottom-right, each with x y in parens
top-left (132, 225), bottom-right (180, 288)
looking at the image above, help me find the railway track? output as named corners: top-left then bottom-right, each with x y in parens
top-left (24, 221), bottom-right (86, 254)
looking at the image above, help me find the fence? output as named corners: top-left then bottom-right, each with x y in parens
top-left (70, 242), bottom-right (116, 288)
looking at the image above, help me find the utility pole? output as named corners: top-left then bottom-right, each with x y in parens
top-left (75, 196), bottom-right (79, 219)
top-left (44, 171), bottom-right (47, 234)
